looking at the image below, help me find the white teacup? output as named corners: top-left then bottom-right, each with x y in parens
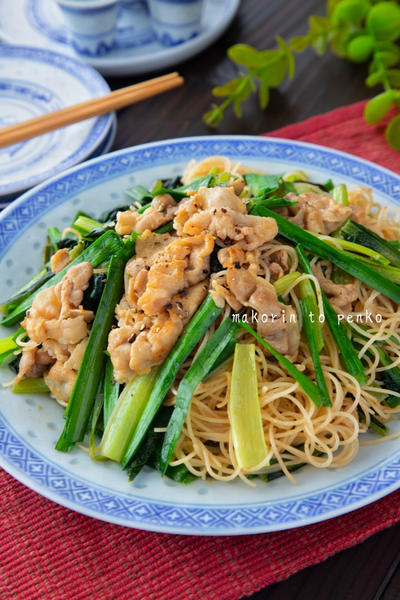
top-left (148, 0), bottom-right (203, 47)
top-left (56, 0), bottom-right (119, 57)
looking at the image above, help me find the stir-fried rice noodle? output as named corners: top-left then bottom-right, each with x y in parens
top-left (162, 157), bottom-right (400, 485)
top-left (13, 155), bottom-right (400, 486)
top-left (182, 155), bottom-right (263, 185)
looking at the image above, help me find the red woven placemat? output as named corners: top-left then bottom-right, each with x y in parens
top-left (2, 100), bottom-right (400, 600)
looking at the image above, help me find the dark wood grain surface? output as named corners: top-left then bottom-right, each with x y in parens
top-left (105, 1), bottom-right (399, 597)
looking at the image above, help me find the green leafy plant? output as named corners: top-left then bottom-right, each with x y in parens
top-left (203, 0), bottom-right (400, 150)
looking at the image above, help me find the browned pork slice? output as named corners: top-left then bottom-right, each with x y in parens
top-left (18, 262), bottom-right (94, 404)
top-left (266, 248), bottom-right (290, 282)
top-left (212, 244), bottom-right (300, 357)
top-left (17, 346), bottom-right (55, 380)
top-left (174, 186), bottom-right (278, 250)
top-left (228, 177), bottom-right (245, 197)
top-left (44, 362), bottom-right (79, 405)
top-left (108, 230), bottom-right (214, 382)
top-left (22, 263), bottom-right (93, 344)
top-left (126, 233), bottom-right (214, 316)
top-left (198, 186), bottom-right (247, 213)
top-left (211, 244), bottom-right (261, 311)
top-left (313, 262), bottom-right (358, 313)
top-left (108, 281), bottom-right (208, 381)
top-left (116, 194), bottom-right (177, 235)
top-left (286, 191), bottom-right (352, 235)
top-left (228, 268), bottom-right (299, 356)
top-left (50, 248), bottom-right (70, 274)
top-left (44, 339), bottom-right (88, 402)
top-left (132, 230), bottom-right (172, 263)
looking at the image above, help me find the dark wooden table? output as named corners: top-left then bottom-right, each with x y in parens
top-left (106, 1), bottom-right (400, 597)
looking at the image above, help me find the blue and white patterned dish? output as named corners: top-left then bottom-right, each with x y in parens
top-left (0, 114), bottom-right (116, 210)
top-left (148, 0), bottom-right (203, 47)
top-left (56, 0), bottom-right (120, 57)
top-left (1, 136), bottom-right (400, 535)
top-left (0, 0), bottom-right (240, 76)
top-left (0, 45), bottom-right (114, 198)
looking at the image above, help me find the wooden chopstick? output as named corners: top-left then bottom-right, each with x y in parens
top-left (0, 72), bottom-right (184, 149)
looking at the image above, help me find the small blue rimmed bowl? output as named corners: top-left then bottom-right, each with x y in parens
top-left (56, 0), bottom-right (119, 56)
top-left (148, 0), bottom-right (204, 46)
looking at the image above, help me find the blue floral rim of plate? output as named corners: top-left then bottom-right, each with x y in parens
top-left (0, 45), bottom-right (112, 196)
top-left (1, 136), bottom-right (400, 535)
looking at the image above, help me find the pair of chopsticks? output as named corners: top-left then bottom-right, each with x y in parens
top-left (0, 72), bottom-right (184, 149)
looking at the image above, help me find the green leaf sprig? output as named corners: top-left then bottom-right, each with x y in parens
top-left (203, 0), bottom-right (400, 151)
top-left (203, 36), bottom-right (295, 125)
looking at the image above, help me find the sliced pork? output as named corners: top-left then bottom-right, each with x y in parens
top-left (18, 262), bottom-right (94, 404)
top-left (212, 244), bottom-right (300, 357)
top-left (174, 186), bottom-right (278, 250)
top-left (108, 231), bottom-right (213, 381)
top-left (50, 248), bottom-right (70, 274)
top-left (116, 194), bottom-right (177, 235)
top-left (109, 282), bottom-right (208, 381)
top-left (313, 261), bottom-right (358, 313)
top-left (286, 191), bottom-right (352, 235)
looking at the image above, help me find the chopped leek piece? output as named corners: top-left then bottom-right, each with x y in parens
top-left (12, 377), bottom-right (49, 394)
top-left (47, 227), bottom-right (61, 252)
top-left (229, 344), bottom-right (268, 470)
top-left (273, 272), bottom-right (301, 296)
top-left (343, 255), bottom-right (400, 284)
top-left (320, 236), bottom-right (390, 265)
top-left (177, 173), bottom-right (215, 192)
top-left (160, 316), bottom-right (239, 473)
top-left (332, 184), bottom-right (349, 205)
top-left (88, 383), bottom-right (106, 460)
top-left (73, 215), bottom-right (103, 235)
top-left (103, 358), bottom-right (120, 426)
top-left (297, 245), bottom-right (366, 386)
top-left (292, 182), bottom-right (326, 195)
top-left (127, 406), bottom-right (196, 484)
top-left (121, 295), bottom-right (222, 468)
top-left (151, 186), bottom-right (188, 202)
top-left (0, 326), bottom-right (25, 365)
top-left (154, 222), bottom-right (174, 234)
top-left (369, 415), bottom-right (388, 436)
top-left (100, 367), bottom-right (159, 462)
top-left (331, 264), bottom-right (353, 284)
top-left (335, 219), bottom-right (400, 268)
top-left (246, 196), bottom-right (298, 213)
top-left (1, 267), bottom-right (52, 315)
top-left (283, 170), bottom-right (308, 182)
top-left (297, 276), bottom-right (330, 403)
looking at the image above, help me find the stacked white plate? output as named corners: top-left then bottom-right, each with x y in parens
top-left (0, 45), bottom-right (116, 206)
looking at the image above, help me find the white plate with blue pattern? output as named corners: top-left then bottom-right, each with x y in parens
top-left (0, 45), bottom-right (114, 198)
top-left (1, 136), bottom-right (400, 535)
top-left (0, 112), bottom-right (117, 210)
top-left (0, 0), bottom-right (240, 76)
